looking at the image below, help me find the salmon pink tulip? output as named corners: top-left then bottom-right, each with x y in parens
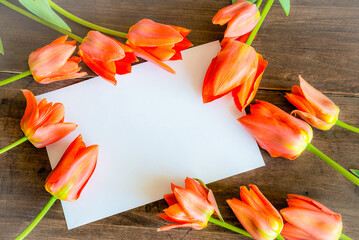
top-left (202, 39), bottom-right (258, 103)
top-left (213, 0), bottom-right (260, 39)
top-left (280, 195), bottom-right (343, 240)
top-left (227, 184), bottom-right (283, 240)
top-left (238, 100), bottom-right (313, 160)
top-left (285, 76), bottom-right (340, 130)
top-left (127, 19), bottom-right (193, 74)
top-left (45, 135), bottom-right (99, 201)
top-left (79, 31), bottom-right (138, 85)
top-left (21, 90), bottom-right (77, 148)
top-left (157, 177), bottom-right (220, 231)
top-left (28, 35), bottom-right (87, 84)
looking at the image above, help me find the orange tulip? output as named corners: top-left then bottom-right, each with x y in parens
top-left (227, 184), bottom-right (283, 240)
top-left (280, 195), bottom-right (342, 240)
top-left (45, 135), bottom-right (99, 201)
top-left (238, 100), bottom-right (313, 160)
top-left (202, 39), bottom-right (259, 103)
top-left (28, 35), bottom-right (87, 84)
top-left (232, 53), bottom-right (268, 111)
top-left (157, 177), bottom-right (218, 231)
top-left (285, 76), bottom-right (340, 130)
top-left (79, 31), bottom-right (138, 85)
top-left (213, 0), bottom-right (260, 39)
top-left (127, 19), bottom-right (193, 74)
top-left (21, 90), bottom-right (77, 148)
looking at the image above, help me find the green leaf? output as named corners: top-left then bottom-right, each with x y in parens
top-left (278, 0), bottom-right (290, 16)
top-left (19, 0), bottom-right (71, 31)
top-left (0, 37), bottom-right (4, 55)
top-left (350, 169), bottom-right (359, 178)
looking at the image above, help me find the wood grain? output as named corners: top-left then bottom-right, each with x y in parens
top-left (0, 0), bottom-right (358, 239)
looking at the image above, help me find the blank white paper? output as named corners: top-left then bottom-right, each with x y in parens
top-left (38, 41), bottom-right (264, 229)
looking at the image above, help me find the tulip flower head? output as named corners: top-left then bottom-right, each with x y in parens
top-left (20, 90), bottom-right (77, 148)
top-left (79, 31), bottom-right (138, 85)
top-left (227, 184), bottom-right (283, 240)
top-left (157, 177), bottom-right (222, 231)
top-left (202, 39), bottom-right (258, 103)
top-left (280, 194), bottom-right (342, 240)
top-left (28, 35), bottom-right (87, 84)
top-left (213, 0), bottom-right (260, 39)
top-left (45, 135), bottom-right (99, 201)
top-left (127, 19), bottom-right (193, 74)
top-left (285, 76), bottom-right (340, 130)
top-left (238, 100), bottom-right (313, 160)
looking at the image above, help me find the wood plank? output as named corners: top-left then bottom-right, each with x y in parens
top-left (0, 0), bottom-right (358, 94)
top-left (1, 88), bottom-right (358, 239)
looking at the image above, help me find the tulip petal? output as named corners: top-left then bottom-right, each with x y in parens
top-left (49, 35), bottom-right (76, 46)
top-left (157, 222), bottom-right (203, 231)
top-left (299, 75), bottom-right (339, 117)
top-left (132, 47), bottom-right (175, 74)
top-left (174, 187), bottom-right (213, 223)
top-left (202, 57), bottom-right (228, 103)
top-left (292, 110), bottom-right (334, 130)
top-left (254, 100), bottom-right (313, 143)
top-left (33, 102), bottom-right (64, 129)
top-left (163, 203), bottom-right (193, 223)
top-left (233, 54), bottom-right (267, 111)
top-left (224, 4), bottom-right (260, 38)
top-left (185, 177), bottom-right (208, 198)
top-left (30, 122), bottom-right (77, 148)
top-left (280, 207), bottom-right (342, 240)
top-left (37, 56), bottom-right (87, 84)
top-left (212, 0), bottom-right (252, 25)
top-left (164, 193), bottom-right (178, 206)
top-left (21, 90), bottom-right (40, 132)
top-left (127, 19), bottom-right (183, 47)
top-left (169, 25), bottom-right (191, 37)
top-left (29, 44), bottom-right (76, 81)
top-left (79, 50), bottom-right (117, 85)
top-left (79, 31), bottom-right (125, 62)
top-left (202, 40), bottom-right (257, 102)
top-left (287, 194), bottom-right (337, 215)
top-left (281, 223), bottom-right (313, 240)
top-left (141, 45), bottom-right (176, 61)
top-left (285, 93), bottom-right (316, 115)
top-left (173, 37), bottom-right (193, 52)
top-left (227, 198), bottom-right (279, 240)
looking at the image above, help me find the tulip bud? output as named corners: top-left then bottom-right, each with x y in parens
top-left (45, 135), bottom-right (99, 201)
top-left (227, 184), bottom-right (283, 240)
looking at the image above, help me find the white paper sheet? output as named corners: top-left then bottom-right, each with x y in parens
top-left (38, 41), bottom-right (264, 229)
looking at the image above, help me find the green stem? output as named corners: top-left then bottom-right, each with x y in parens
top-left (0, 70), bottom-right (31, 87)
top-left (48, 0), bottom-right (127, 39)
top-left (209, 217), bottom-right (252, 238)
top-left (256, 0), bottom-right (263, 8)
top-left (0, 136), bottom-right (28, 154)
top-left (246, 0), bottom-right (274, 46)
top-left (306, 143), bottom-right (359, 187)
top-left (0, 0), bottom-right (83, 42)
top-left (15, 196), bottom-right (57, 240)
top-left (335, 120), bottom-right (359, 134)
top-left (276, 234), bottom-right (285, 240)
top-left (340, 233), bottom-right (353, 240)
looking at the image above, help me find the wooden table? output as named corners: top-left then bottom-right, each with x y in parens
top-left (1, 0), bottom-right (358, 239)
